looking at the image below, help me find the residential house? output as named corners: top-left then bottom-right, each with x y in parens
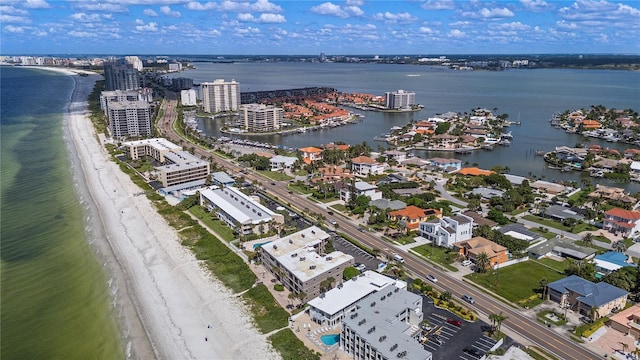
top-left (461, 211), bottom-right (498, 228)
top-left (427, 158), bottom-right (462, 172)
top-left (269, 155), bottom-right (298, 171)
top-left (376, 173), bottom-right (409, 185)
top-left (351, 156), bottom-right (385, 176)
top-left (457, 167), bottom-right (495, 176)
top-left (498, 223), bottom-right (541, 242)
top-left (369, 199), bottom-right (407, 211)
top-left (604, 208), bottom-right (640, 237)
top-left (588, 184), bottom-right (636, 204)
top-left (389, 206), bottom-right (441, 231)
top-left (418, 214), bottom-right (474, 248)
top-left (609, 304), bottom-right (640, 340)
top-left (469, 187), bottom-right (504, 200)
top-left (594, 251), bottom-right (637, 277)
top-left (340, 181), bottom-right (383, 202)
top-left (299, 146), bottom-right (323, 162)
top-left (453, 236), bottom-right (508, 268)
top-left (530, 180), bottom-right (566, 195)
top-left (528, 237), bottom-right (596, 261)
top-left (546, 275), bottom-right (628, 320)
top-left (542, 205), bottom-right (585, 222)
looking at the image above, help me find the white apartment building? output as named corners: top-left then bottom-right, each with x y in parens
top-left (124, 138), bottom-right (182, 162)
top-left (100, 90), bottom-right (142, 115)
top-left (260, 226), bottom-right (354, 302)
top-left (124, 56), bottom-right (143, 71)
top-left (340, 181), bottom-right (382, 202)
top-left (385, 90), bottom-right (415, 111)
top-left (351, 156), bottom-right (385, 176)
top-left (107, 101), bottom-right (152, 138)
top-left (181, 89), bottom-right (197, 106)
top-left (241, 103), bottom-right (283, 132)
top-left (341, 284), bottom-right (430, 360)
top-left (418, 214), bottom-right (474, 248)
top-left (200, 186), bottom-right (283, 236)
top-left (270, 155), bottom-right (298, 171)
top-left (201, 79), bottom-right (240, 113)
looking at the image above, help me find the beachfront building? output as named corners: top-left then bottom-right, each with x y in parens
top-left (603, 208), bottom-right (640, 237)
top-left (307, 271), bottom-right (405, 327)
top-left (270, 155), bottom-right (298, 171)
top-left (241, 103), bottom-right (283, 133)
top-left (107, 101), bottom-right (152, 138)
top-left (210, 171), bottom-right (235, 187)
top-left (124, 138), bottom-right (182, 162)
top-left (200, 186), bottom-right (283, 236)
top-left (384, 89), bottom-right (415, 111)
top-left (418, 214), bottom-right (474, 248)
top-left (341, 284), bottom-right (430, 360)
top-left (156, 151), bottom-right (210, 188)
top-left (351, 156), bottom-right (385, 176)
top-left (546, 275), bottom-right (628, 320)
top-left (103, 60), bottom-right (140, 91)
top-left (340, 181), bottom-right (382, 202)
top-left (201, 79), bottom-right (241, 113)
top-left (181, 89), bottom-right (197, 106)
top-left (388, 206), bottom-right (442, 231)
top-left (260, 226), bottom-right (353, 302)
top-left (100, 90), bottom-right (141, 115)
top-left (124, 56), bottom-right (143, 71)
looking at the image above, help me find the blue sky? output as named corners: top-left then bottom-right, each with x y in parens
top-left (1, 0), bottom-right (639, 55)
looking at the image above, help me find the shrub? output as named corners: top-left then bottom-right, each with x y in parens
top-left (274, 284), bottom-right (284, 291)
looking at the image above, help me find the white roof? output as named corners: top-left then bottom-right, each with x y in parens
top-left (124, 138), bottom-right (181, 151)
top-left (595, 258), bottom-right (623, 272)
top-left (355, 181), bottom-right (377, 191)
top-left (156, 151), bottom-right (208, 172)
top-left (307, 271), bottom-right (402, 316)
top-left (504, 230), bottom-right (533, 241)
top-left (270, 155), bottom-right (297, 165)
top-left (200, 186), bottom-right (275, 225)
top-left (631, 161), bottom-right (640, 171)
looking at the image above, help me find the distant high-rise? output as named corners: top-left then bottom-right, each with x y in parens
top-left (200, 79), bottom-right (240, 113)
top-left (103, 60), bottom-right (140, 91)
top-left (241, 103), bottom-right (283, 133)
top-left (124, 56), bottom-right (143, 71)
top-left (107, 101), bottom-right (152, 138)
top-left (320, 52), bottom-right (327, 62)
top-left (385, 89), bottom-right (415, 110)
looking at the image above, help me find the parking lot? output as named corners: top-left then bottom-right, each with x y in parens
top-left (331, 235), bottom-right (379, 271)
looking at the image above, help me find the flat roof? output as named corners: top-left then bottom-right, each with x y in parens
top-left (200, 186), bottom-right (276, 225)
top-left (262, 226), bottom-right (353, 282)
top-left (307, 271), bottom-right (402, 316)
top-left (211, 171), bottom-right (235, 184)
top-left (157, 151), bottom-right (209, 171)
top-left (124, 138), bottom-right (181, 151)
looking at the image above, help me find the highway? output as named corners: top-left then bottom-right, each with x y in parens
top-left (157, 98), bottom-right (601, 360)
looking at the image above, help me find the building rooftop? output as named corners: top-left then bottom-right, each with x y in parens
top-left (262, 226), bottom-right (353, 283)
top-left (543, 205), bottom-right (585, 221)
top-left (355, 181), bottom-right (377, 191)
top-left (605, 208), bottom-right (640, 220)
top-left (498, 223), bottom-right (540, 242)
top-left (200, 186), bottom-right (276, 225)
top-left (307, 271), bottom-right (404, 317)
top-left (211, 171), bottom-right (235, 184)
top-left (594, 251), bottom-right (637, 271)
top-left (351, 155), bottom-right (377, 164)
top-left (124, 137), bottom-right (181, 151)
top-left (548, 275), bottom-right (628, 307)
top-left (369, 199), bottom-right (407, 211)
top-left (529, 237), bottom-right (596, 260)
top-left (156, 151), bottom-right (209, 172)
top-left (457, 167), bottom-right (494, 176)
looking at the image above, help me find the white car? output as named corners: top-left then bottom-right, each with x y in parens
top-left (354, 263), bottom-right (366, 272)
top-left (461, 260), bottom-right (472, 267)
top-left (427, 274), bottom-right (438, 283)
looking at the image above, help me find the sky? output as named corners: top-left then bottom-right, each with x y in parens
top-left (1, 0), bottom-right (639, 55)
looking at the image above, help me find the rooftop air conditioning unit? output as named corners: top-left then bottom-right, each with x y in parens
top-left (326, 256), bottom-right (332, 261)
top-left (309, 265), bottom-right (316, 270)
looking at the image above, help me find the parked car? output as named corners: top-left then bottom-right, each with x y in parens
top-left (354, 263), bottom-right (366, 272)
top-left (447, 319), bottom-right (462, 327)
top-left (463, 346), bottom-right (484, 359)
top-left (462, 294), bottom-right (475, 304)
top-left (481, 324), bottom-right (496, 333)
top-left (426, 274), bottom-right (438, 283)
top-left (461, 260), bottom-right (472, 266)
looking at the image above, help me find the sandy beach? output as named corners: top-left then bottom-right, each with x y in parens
top-left (50, 67), bottom-right (279, 360)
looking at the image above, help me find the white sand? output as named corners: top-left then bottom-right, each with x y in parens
top-left (50, 67), bottom-right (280, 360)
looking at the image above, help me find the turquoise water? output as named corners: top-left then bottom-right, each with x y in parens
top-left (0, 67), bottom-right (123, 359)
top-left (320, 334), bottom-right (340, 346)
top-left (253, 241), bottom-right (273, 249)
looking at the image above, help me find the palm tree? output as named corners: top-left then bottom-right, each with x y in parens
top-left (295, 291), bottom-right (307, 308)
top-left (287, 292), bottom-right (297, 309)
top-left (475, 252), bottom-right (491, 273)
top-left (589, 306), bottom-right (600, 321)
top-left (493, 311), bottom-right (508, 336)
top-left (619, 342), bottom-right (629, 354)
top-left (613, 240), bottom-right (628, 253)
top-left (631, 347), bottom-right (640, 360)
top-left (581, 233), bottom-right (594, 247)
top-left (539, 278), bottom-right (549, 300)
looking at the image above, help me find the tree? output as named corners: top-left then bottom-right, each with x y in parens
top-left (295, 291), bottom-right (307, 308)
top-left (475, 252), bottom-right (491, 273)
top-left (619, 342), bottom-right (629, 354)
top-left (589, 306), bottom-right (600, 321)
top-left (492, 311), bottom-right (508, 336)
top-left (287, 292), bottom-right (297, 308)
top-left (539, 278), bottom-right (549, 300)
top-left (613, 240), bottom-right (628, 253)
top-left (581, 233), bottom-right (594, 247)
top-left (439, 291), bottom-right (452, 301)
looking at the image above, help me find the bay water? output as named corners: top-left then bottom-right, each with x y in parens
top-left (171, 62), bottom-right (640, 191)
top-left (0, 67), bottom-right (123, 359)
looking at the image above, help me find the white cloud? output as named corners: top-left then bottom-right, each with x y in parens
top-left (494, 21), bottom-right (530, 30)
top-left (0, 6), bottom-right (28, 15)
top-left (24, 0), bottom-right (50, 9)
top-left (4, 25), bottom-right (25, 33)
top-left (449, 20), bottom-right (472, 27)
top-left (461, 7), bottom-right (515, 19)
top-left (418, 26), bottom-right (436, 34)
top-left (144, 8), bottom-right (158, 16)
top-left (448, 29), bottom-right (466, 38)
top-left (135, 21), bottom-right (159, 32)
top-left (372, 12), bottom-right (417, 23)
top-left (135, 19), bottom-right (145, 25)
top-left (346, 0), bottom-right (363, 5)
top-left (73, 2), bottom-right (127, 12)
top-left (0, 14), bottom-right (31, 23)
top-left (237, 13), bottom-right (285, 23)
top-left (556, 20), bottom-right (579, 29)
top-left (236, 26), bottom-right (261, 34)
top-left (70, 12), bottom-right (101, 22)
top-left (69, 30), bottom-right (97, 37)
top-left (422, 0), bottom-right (455, 10)
top-left (185, 2), bottom-right (217, 11)
top-left (520, 0), bottom-right (551, 12)
top-left (344, 6), bottom-right (364, 17)
top-left (560, 0), bottom-right (640, 22)
top-left (160, 5), bottom-right (181, 17)
top-left (187, 0), bottom-right (282, 13)
top-left (311, 2), bottom-right (349, 18)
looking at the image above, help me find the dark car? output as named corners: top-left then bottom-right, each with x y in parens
top-left (481, 324), bottom-right (496, 333)
top-left (447, 319), bottom-right (462, 327)
top-left (463, 346), bottom-right (484, 359)
top-left (327, 211), bottom-right (334, 215)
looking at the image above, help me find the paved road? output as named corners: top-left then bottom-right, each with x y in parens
top-left (157, 102), bottom-right (602, 360)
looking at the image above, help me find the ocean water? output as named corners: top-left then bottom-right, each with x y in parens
top-left (0, 67), bottom-right (123, 359)
top-left (169, 62), bottom-right (640, 191)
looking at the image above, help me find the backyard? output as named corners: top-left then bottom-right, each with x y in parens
top-left (411, 244), bottom-right (458, 272)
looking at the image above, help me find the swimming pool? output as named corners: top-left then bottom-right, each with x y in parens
top-left (320, 334), bottom-right (340, 346)
top-left (252, 241), bottom-right (272, 250)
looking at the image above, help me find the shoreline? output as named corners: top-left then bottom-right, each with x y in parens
top-left (51, 67), bottom-right (279, 359)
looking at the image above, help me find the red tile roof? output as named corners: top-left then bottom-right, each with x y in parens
top-left (351, 155), bottom-right (376, 164)
top-left (605, 208), bottom-right (640, 221)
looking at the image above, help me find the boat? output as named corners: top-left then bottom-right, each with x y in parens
top-left (482, 144), bottom-right (494, 150)
top-left (501, 131), bottom-right (513, 139)
top-left (497, 139), bottom-right (511, 146)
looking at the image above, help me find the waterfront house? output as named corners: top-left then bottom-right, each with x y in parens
top-left (389, 206), bottom-right (441, 231)
top-left (418, 214), bottom-right (474, 248)
top-left (457, 167), bottom-right (495, 176)
top-left (588, 184), bottom-right (636, 205)
top-left (299, 146), bottom-right (323, 162)
top-left (427, 158), bottom-right (462, 172)
top-left (384, 149), bottom-right (407, 163)
top-left (546, 275), bottom-right (628, 320)
top-left (453, 236), bottom-right (508, 268)
top-left (350, 156), bottom-right (385, 176)
top-left (530, 180), bottom-right (566, 195)
top-left (340, 181), bottom-right (383, 202)
top-left (603, 208), bottom-right (640, 237)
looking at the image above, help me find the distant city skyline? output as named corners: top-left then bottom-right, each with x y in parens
top-left (1, 0), bottom-right (639, 55)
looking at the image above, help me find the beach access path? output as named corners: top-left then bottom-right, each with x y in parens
top-left (60, 68), bottom-right (279, 360)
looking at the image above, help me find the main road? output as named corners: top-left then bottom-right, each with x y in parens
top-left (157, 98), bottom-right (601, 360)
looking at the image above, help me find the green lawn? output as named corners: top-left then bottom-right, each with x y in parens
top-left (532, 257), bottom-right (570, 273)
top-left (530, 228), bottom-right (557, 239)
top-left (465, 260), bottom-right (565, 306)
top-left (188, 206), bottom-right (235, 242)
top-left (287, 183), bottom-right (313, 194)
top-left (330, 204), bottom-right (347, 212)
top-left (410, 244), bottom-right (458, 272)
top-left (312, 195), bottom-right (340, 203)
top-left (522, 215), bottom-right (597, 234)
top-left (384, 235), bottom-right (416, 245)
top-left (257, 170), bottom-right (293, 181)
